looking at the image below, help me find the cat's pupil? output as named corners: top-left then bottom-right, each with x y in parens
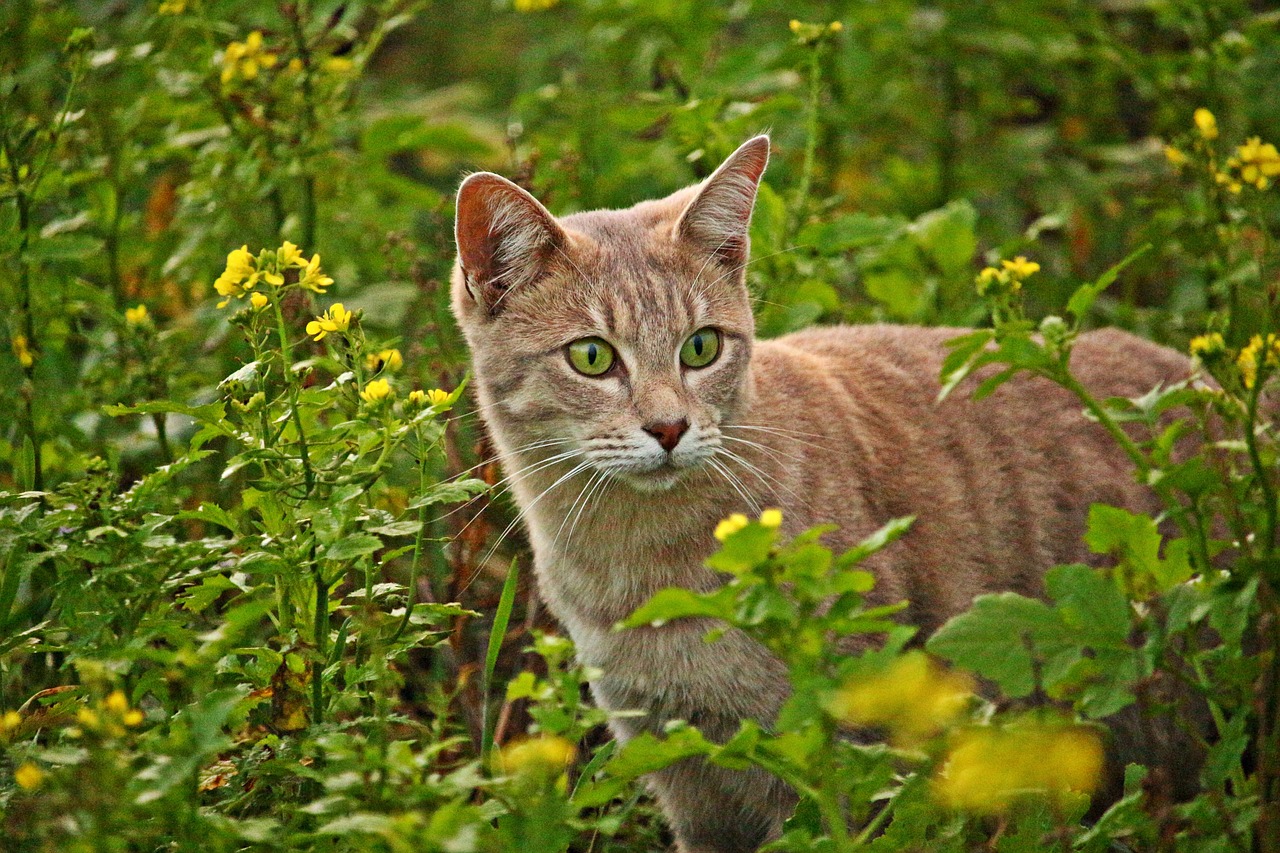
top-left (587, 343), bottom-right (598, 363)
top-left (693, 336), bottom-right (704, 356)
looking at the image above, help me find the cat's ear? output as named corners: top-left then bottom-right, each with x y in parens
top-left (674, 135), bottom-right (770, 268)
top-left (455, 173), bottom-right (566, 314)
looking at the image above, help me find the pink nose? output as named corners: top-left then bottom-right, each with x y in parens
top-left (644, 419), bottom-right (689, 452)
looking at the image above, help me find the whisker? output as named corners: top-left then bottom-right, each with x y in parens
top-left (432, 443), bottom-right (580, 526)
top-left (463, 458), bottom-right (596, 593)
top-left (705, 456), bottom-right (762, 516)
top-left (720, 433), bottom-right (805, 465)
top-left (565, 469), bottom-right (614, 553)
top-left (716, 446), bottom-right (803, 506)
top-left (722, 423), bottom-right (833, 453)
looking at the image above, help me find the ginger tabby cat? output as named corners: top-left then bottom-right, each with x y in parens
top-left (450, 137), bottom-right (1195, 852)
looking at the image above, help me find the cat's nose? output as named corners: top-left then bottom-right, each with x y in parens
top-left (644, 419), bottom-right (689, 453)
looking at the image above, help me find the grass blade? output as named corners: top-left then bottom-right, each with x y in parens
top-left (481, 556), bottom-right (520, 758)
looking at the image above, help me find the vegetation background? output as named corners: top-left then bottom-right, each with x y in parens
top-left (1, 0), bottom-right (1278, 850)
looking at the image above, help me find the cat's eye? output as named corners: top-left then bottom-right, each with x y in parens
top-left (566, 337), bottom-right (616, 376)
top-left (680, 328), bottom-right (721, 369)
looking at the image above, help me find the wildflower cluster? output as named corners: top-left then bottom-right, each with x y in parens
top-left (221, 31), bottom-right (277, 85)
top-left (975, 255), bottom-right (1040, 297)
top-left (789, 18), bottom-right (843, 46)
top-left (73, 690), bottom-right (145, 739)
top-left (1166, 107), bottom-right (1280, 194)
top-left (214, 241), bottom-right (332, 308)
top-left (1238, 333), bottom-right (1280, 389)
top-left (714, 507), bottom-right (781, 541)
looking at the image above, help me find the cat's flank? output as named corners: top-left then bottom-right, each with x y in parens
top-left (450, 137), bottom-right (1194, 853)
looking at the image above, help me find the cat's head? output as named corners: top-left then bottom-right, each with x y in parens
top-left (451, 136), bottom-right (769, 492)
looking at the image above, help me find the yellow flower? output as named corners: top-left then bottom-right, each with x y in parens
top-left (1194, 107), bottom-right (1218, 141)
top-left (276, 240), bottom-right (304, 268)
top-left (1001, 256), bottom-right (1040, 280)
top-left (1238, 333), bottom-right (1280, 389)
top-left (1189, 332), bottom-right (1225, 360)
top-left (2, 710), bottom-right (21, 732)
top-left (759, 508), bottom-right (782, 529)
top-left (360, 378), bottom-right (393, 403)
top-left (124, 709), bottom-right (144, 727)
top-left (77, 707), bottom-right (100, 731)
top-left (1164, 145), bottom-right (1188, 167)
top-left (828, 21), bottom-right (843, 33)
top-left (496, 735), bottom-right (576, 779)
top-left (221, 30), bottom-right (277, 85)
top-left (714, 513), bottom-right (750, 542)
top-left (125, 304), bottom-right (149, 325)
top-left (250, 292), bottom-right (269, 310)
top-left (322, 56), bottom-right (354, 74)
top-left (298, 254), bottom-right (334, 294)
top-left (513, 0), bottom-right (560, 11)
top-left (12, 334), bottom-right (34, 368)
top-left (365, 348), bottom-right (403, 373)
top-left (215, 244), bottom-right (258, 306)
top-left (426, 388), bottom-right (451, 406)
top-left (105, 691), bottom-right (128, 714)
top-left (157, 0), bottom-right (186, 13)
top-left (934, 721), bottom-right (1103, 814)
top-left (974, 265), bottom-right (1012, 296)
top-left (306, 303), bottom-right (353, 341)
top-left (828, 652), bottom-right (973, 746)
top-left (1235, 136), bottom-right (1280, 190)
top-left (14, 762), bottom-right (44, 790)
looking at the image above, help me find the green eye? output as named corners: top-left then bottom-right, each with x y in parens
top-left (680, 328), bottom-right (721, 368)
top-left (567, 337), bottom-right (616, 376)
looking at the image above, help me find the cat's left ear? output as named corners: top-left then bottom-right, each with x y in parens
top-left (674, 135), bottom-right (770, 268)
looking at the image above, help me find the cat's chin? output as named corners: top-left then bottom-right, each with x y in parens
top-left (619, 467), bottom-right (686, 493)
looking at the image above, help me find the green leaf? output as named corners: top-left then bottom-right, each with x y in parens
top-left (606, 726), bottom-right (714, 779)
top-left (909, 200), bottom-right (977, 275)
top-left (316, 813), bottom-right (395, 836)
top-left (706, 524), bottom-right (777, 573)
top-left (175, 503), bottom-right (239, 534)
top-left (621, 585), bottom-right (736, 628)
top-left (1044, 564), bottom-right (1130, 647)
top-left (864, 267), bottom-right (925, 319)
top-left (798, 212), bottom-right (903, 253)
top-left (406, 478), bottom-right (489, 510)
top-left (483, 557), bottom-right (520, 758)
top-left (1065, 245), bottom-right (1150, 319)
top-left (322, 534), bottom-right (383, 562)
top-left (927, 593), bottom-right (1068, 697)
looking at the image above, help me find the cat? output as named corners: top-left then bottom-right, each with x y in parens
top-left (450, 136), bottom-right (1197, 853)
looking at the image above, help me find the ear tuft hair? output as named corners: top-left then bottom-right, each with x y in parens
top-left (674, 135), bottom-right (770, 268)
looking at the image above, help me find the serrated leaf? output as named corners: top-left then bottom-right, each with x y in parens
top-left (406, 478), bottom-right (489, 510)
top-left (927, 593), bottom-right (1069, 697)
top-left (605, 727), bottom-right (714, 779)
top-left (322, 534), bottom-right (383, 562)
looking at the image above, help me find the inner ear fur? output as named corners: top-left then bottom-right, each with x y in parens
top-left (674, 135), bottom-right (770, 268)
top-left (455, 173), bottom-right (566, 313)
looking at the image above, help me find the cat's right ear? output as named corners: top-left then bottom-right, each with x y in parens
top-left (674, 135), bottom-right (770, 268)
top-left (455, 173), bottom-right (566, 315)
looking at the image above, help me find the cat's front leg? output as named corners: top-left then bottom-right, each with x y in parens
top-left (644, 754), bottom-right (795, 853)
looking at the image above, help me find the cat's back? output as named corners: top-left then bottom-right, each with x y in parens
top-left (746, 324), bottom-right (1194, 627)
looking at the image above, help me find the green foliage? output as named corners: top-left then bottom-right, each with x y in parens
top-left (1, 0), bottom-right (1279, 850)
